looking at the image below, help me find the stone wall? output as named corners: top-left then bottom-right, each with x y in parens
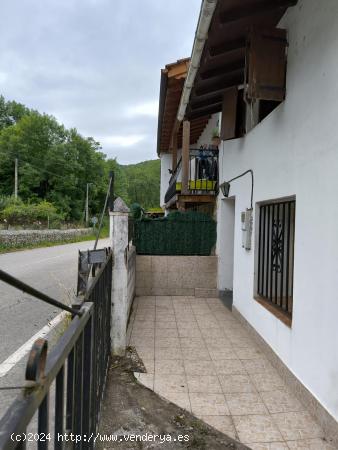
top-left (136, 255), bottom-right (218, 297)
top-left (0, 228), bottom-right (92, 246)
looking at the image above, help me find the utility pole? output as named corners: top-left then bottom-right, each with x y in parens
top-left (108, 171), bottom-right (114, 211)
top-left (85, 183), bottom-right (89, 227)
top-left (14, 158), bottom-right (18, 199)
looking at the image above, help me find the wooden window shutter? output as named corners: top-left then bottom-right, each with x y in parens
top-left (221, 87), bottom-right (238, 140)
top-left (246, 27), bottom-right (288, 102)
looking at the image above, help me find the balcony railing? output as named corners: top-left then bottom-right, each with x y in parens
top-left (164, 147), bottom-right (219, 204)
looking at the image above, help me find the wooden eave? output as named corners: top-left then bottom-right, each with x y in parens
top-left (157, 59), bottom-right (211, 155)
top-left (186, 0), bottom-right (298, 120)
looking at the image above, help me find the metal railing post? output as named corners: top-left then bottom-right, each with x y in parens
top-left (82, 315), bottom-right (93, 448)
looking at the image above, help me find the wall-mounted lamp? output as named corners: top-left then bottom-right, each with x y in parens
top-left (219, 169), bottom-right (254, 210)
top-left (220, 181), bottom-right (231, 198)
top-left (220, 169), bottom-right (254, 251)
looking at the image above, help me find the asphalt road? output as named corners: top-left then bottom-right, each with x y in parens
top-left (0, 237), bottom-right (110, 372)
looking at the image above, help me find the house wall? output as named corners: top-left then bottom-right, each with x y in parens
top-left (216, 0), bottom-right (338, 420)
top-left (216, 198), bottom-right (235, 292)
top-left (196, 115), bottom-right (219, 147)
top-left (160, 152), bottom-right (172, 208)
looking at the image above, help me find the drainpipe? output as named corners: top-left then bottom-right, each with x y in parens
top-left (176, 0), bottom-right (218, 122)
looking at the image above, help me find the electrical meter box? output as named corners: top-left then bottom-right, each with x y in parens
top-left (241, 209), bottom-right (253, 250)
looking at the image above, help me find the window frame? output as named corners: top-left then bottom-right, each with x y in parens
top-left (254, 197), bottom-right (296, 327)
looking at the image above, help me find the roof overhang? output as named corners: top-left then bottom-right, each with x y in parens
top-left (157, 59), bottom-right (189, 156)
top-left (184, 0), bottom-right (298, 121)
top-left (157, 59), bottom-right (210, 155)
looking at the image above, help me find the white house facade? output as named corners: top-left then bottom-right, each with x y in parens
top-left (157, 0), bottom-right (338, 442)
top-left (213, 0), bottom-right (338, 423)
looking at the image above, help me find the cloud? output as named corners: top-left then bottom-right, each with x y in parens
top-left (0, 72), bottom-right (8, 84)
top-left (0, 0), bottom-right (201, 163)
top-left (124, 101), bottom-right (159, 118)
top-left (99, 134), bottom-right (146, 148)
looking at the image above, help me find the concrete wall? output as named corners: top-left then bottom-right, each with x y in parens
top-left (109, 202), bottom-right (137, 355)
top-left (127, 245), bottom-right (136, 316)
top-left (0, 228), bottom-right (92, 246)
top-left (216, 0), bottom-right (338, 420)
top-left (195, 115), bottom-right (220, 147)
top-left (136, 255), bottom-right (217, 297)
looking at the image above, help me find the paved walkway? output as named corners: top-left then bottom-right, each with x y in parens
top-left (128, 295), bottom-right (334, 450)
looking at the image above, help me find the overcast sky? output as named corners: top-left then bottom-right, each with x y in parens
top-left (0, 0), bottom-right (201, 164)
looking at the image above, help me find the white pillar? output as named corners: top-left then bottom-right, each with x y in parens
top-left (110, 197), bottom-right (130, 356)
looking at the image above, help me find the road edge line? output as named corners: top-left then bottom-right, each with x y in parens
top-left (0, 311), bottom-right (67, 378)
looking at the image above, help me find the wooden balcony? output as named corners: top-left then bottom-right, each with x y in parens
top-left (164, 148), bottom-right (218, 210)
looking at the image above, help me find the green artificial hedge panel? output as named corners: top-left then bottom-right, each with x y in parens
top-left (134, 211), bottom-right (216, 256)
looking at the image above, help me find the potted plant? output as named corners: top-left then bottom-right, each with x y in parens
top-left (211, 128), bottom-right (221, 147)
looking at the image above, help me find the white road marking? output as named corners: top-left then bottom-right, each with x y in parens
top-left (0, 311), bottom-right (67, 377)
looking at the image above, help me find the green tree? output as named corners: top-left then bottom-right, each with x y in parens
top-left (122, 159), bottom-right (160, 209)
top-left (0, 109), bottom-right (108, 220)
top-left (0, 95), bottom-right (161, 224)
top-left (0, 95), bottom-right (31, 130)
top-left (106, 158), bottom-right (129, 204)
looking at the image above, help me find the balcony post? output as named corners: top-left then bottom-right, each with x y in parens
top-left (182, 120), bottom-right (190, 195)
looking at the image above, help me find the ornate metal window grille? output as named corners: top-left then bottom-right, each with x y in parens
top-left (257, 200), bottom-right (296, 317)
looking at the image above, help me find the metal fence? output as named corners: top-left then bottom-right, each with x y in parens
top-left (187, 147), bottom-right (219, 195)
top-left (0, 250), bottom-right (112, 450)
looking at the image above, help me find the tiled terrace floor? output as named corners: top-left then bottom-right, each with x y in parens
top-left (128, 296), bottom-right (334, 450)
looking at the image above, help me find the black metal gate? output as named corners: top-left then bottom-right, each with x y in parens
top-left (257, 200), bottom-right (296, 317)
top-left (0, 250), bottom-right (112, 450)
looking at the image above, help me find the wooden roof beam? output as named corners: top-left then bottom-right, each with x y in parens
top-left (190, 95), bottom-right (223, 110)
top-left (191, 125), bottom-right (206, 132)
top-left (209, 38), bottom-right (246, 58)
top-left (191, 116), bottom-right (210, 124)
top-left (219, 0), bottom-right (297, 24)
top-left (189, 102), bottom-right (222, 114)
top-left (187, 103), bottom-right (223, 120)
top-left (194, 71), bottom-right (244, 97)
top-left (199, 58), bottom-right (245, 80)
top-left (165, 59), bottom-right (190, 79)
top-left (190, 124), bottom-right (209, 133)
top-left (190, 128), bottom-right (204, 135)
top-left (177, 127), bottom-right (207, 139)
top-left (187, 99), bottom-right (223, 118)
top-left (189, 122), bottom-right (209, 130)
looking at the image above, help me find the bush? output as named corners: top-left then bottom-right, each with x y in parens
top-left (0, 198), bottom-right (65, 229)
top-left (0, 195), bottom-right (14, 210)
top-left (130, 203), bottom-right (143, 220)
